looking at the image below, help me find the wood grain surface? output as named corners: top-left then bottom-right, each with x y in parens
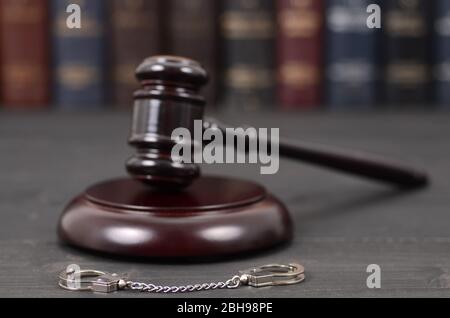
top-left (0, 111), bottom-right (449, 297)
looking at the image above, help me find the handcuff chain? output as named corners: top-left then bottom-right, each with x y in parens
top-left (126, 275), bottom-right (242, 293)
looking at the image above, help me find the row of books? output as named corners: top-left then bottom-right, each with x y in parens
top-left (0, 0), bottom-right (449, 111)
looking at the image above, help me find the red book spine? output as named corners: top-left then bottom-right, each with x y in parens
top-left (277, 0), bottom-right (323, 109)
top-left (0, 0), bottom-right (50, 108)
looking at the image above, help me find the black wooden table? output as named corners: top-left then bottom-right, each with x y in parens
top-left (1, 111), bottom-right (449, 297)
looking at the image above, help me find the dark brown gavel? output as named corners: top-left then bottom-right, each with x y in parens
top-left (126, 56), bottom-right (429, 190)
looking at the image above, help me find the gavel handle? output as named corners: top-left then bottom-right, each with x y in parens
top-left (205, 119), bottom-right (429, 189)
top-left (276, 138), bottom-right (428, 189)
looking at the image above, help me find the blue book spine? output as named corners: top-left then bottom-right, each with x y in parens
top-left (51, 0), bottom-right (106, 109)
top-left (325, 0), bottom-right (379, 109)
top-left (434, 0), bottom-right (450, 108)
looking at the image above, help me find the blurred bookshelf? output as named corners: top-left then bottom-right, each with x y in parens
top-left (0, 0), bottom-right (448, 112)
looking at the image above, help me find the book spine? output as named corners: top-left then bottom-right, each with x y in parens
top-left (0, 0), bottom-right (50, 108)
top-left (434, 0), bottom-right (450, 108)
top-left (325, 0), bottom-right (379, 109)
top-left (220, 0), bottom-right (275, 111)
top-left (51, 0), bottom-right (106, 109)
top-left (167, 0), bottom-right (218, 105)
top-left (110, 0), bottom-right (162, 107)
top-left (277, 0), bottom-right (323, 110)
top-left (383, 0), bottom-right (432, 105)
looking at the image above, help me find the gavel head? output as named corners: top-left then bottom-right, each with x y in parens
top-left (126, 56), bottom-right (208, 190)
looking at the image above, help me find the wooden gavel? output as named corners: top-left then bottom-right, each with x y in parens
top-left (126, 56), bottom-right (429, 190)
top-left (58, 55), bottom-right (430, 259)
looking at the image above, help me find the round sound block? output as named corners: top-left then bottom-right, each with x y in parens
top-left (58, 176), bottom-right (292, 258)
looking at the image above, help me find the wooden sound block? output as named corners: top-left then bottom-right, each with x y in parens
top-left (58, 176), bottom-right (293, 259)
